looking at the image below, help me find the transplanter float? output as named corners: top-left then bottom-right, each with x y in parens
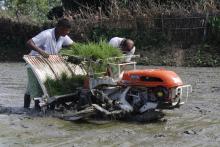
top-left (23, 54), bottom-right (192, 122)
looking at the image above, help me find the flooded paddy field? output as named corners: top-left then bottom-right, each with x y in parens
top-left (0, 63), bottom-right (219, 147)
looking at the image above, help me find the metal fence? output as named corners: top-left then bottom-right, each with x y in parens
top-left (153, 15), bottom-right (209, 44)
top-left (96, 13), bottom-right (217, 46)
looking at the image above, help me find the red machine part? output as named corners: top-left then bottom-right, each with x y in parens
top-left (119, 69), bottom-right (183, 88)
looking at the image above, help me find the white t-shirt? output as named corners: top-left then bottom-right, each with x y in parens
top-left (109, 37), bottom-right (136, 62)
top-left (30, 28), bottom-right (73, 55)
top-left (109, 37), bottom-right (124, 48)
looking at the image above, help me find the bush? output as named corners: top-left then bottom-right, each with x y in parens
top-left (89, 26), bottom-right (168, 50)
top-left (207, 16), bottom-right (220, 45)
top-left (184, 44), bottom-right (220, 67)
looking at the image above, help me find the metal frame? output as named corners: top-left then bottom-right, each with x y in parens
top-left (108, 62), bottom-right (137, 79)
top-left (23, 56), bottom-right (50, 99)
top-left (23, 55), bottom-right (86, 106)
top-left (174, 84), bottom-right (192, 106)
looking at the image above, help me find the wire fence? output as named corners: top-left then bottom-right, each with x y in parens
top-left (94, 13), bottom-right (218, 46)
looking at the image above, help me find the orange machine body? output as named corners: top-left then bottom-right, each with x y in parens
top-left (119, 69), bottom-right (183, 88)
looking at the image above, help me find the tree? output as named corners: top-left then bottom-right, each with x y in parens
top-left (4, 0), bottom-right (62, 22)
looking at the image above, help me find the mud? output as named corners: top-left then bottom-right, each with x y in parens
top-left (0, 63), bottom-right (220, 147)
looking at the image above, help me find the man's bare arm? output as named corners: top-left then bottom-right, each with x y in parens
top-left (26, 39), bottom-right (49, 58)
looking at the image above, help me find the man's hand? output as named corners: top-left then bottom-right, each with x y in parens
top-left (26, 39), bottom-right (49, 58)
top-left (39, 50), bottom-right (49, 58)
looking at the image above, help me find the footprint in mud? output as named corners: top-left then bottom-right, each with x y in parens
top-left (154, 134), bottom-right (166, 138)
top-left (195, 106), bottom-right (211, 115)
top-left (20, 124), bottom-right (29, 129)
top-left (183, 130), bottom-right (198, 135)
top-left (211, 86), bottom-right (220, 93)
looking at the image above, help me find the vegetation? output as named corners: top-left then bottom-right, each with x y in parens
top-left (89, 27), bottom-right (168, 50)
top-left (0, 0), bottom-right (220, 66)
top-left (207, 16), bottom-right (220, 45)
top-left (185, 44), bottom-right (220, 67)
top-left (1, 0), bottom-right (219, 23)
top-left (3, 0), bottom-right (62, 23)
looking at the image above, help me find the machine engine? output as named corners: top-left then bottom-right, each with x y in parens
top-left (125, 87), bottom-right (167, 112)
top-left (99, 86), bottom-right (170, 113)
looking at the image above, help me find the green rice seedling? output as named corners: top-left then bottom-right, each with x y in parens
top-left (45, 41), bottom-right (123, 96)
top-left (60, 40), bottom-right (123, 74)
top-left (44, 73), bottom-right (86, 96)
top-left (60, 40), bottom-right (122, 60)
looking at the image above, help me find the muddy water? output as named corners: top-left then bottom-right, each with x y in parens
top-left (0, 63), bottom-right (220, 147)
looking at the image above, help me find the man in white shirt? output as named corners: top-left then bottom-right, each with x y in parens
top-left (109, 37), bottom-right (135, 62)
top-left (27, 18), bottom-right (73, 57)
top-left (24, 18), bottom-right (74, 109)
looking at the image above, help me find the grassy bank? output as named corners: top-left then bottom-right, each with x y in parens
top-left (0, 17), bottom-right (219, 66)
top-left (137, 44), bottom-right (220, 67)
top-left (0, 0), bottom-right (220, 66)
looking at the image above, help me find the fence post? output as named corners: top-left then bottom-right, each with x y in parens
top-left (203, 12), bottom-right (209, 41)
top-left (99, 7), bottom-right (102, 25)
top-left (161, 14), bottom-right (164, 33)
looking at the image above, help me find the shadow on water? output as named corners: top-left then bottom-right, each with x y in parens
top-left (0, 106), bottom-right (43, 116)
top-left (70, 112), bottom-right (166, 125)
top-left (0, 105), bottom-right (165, 124)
